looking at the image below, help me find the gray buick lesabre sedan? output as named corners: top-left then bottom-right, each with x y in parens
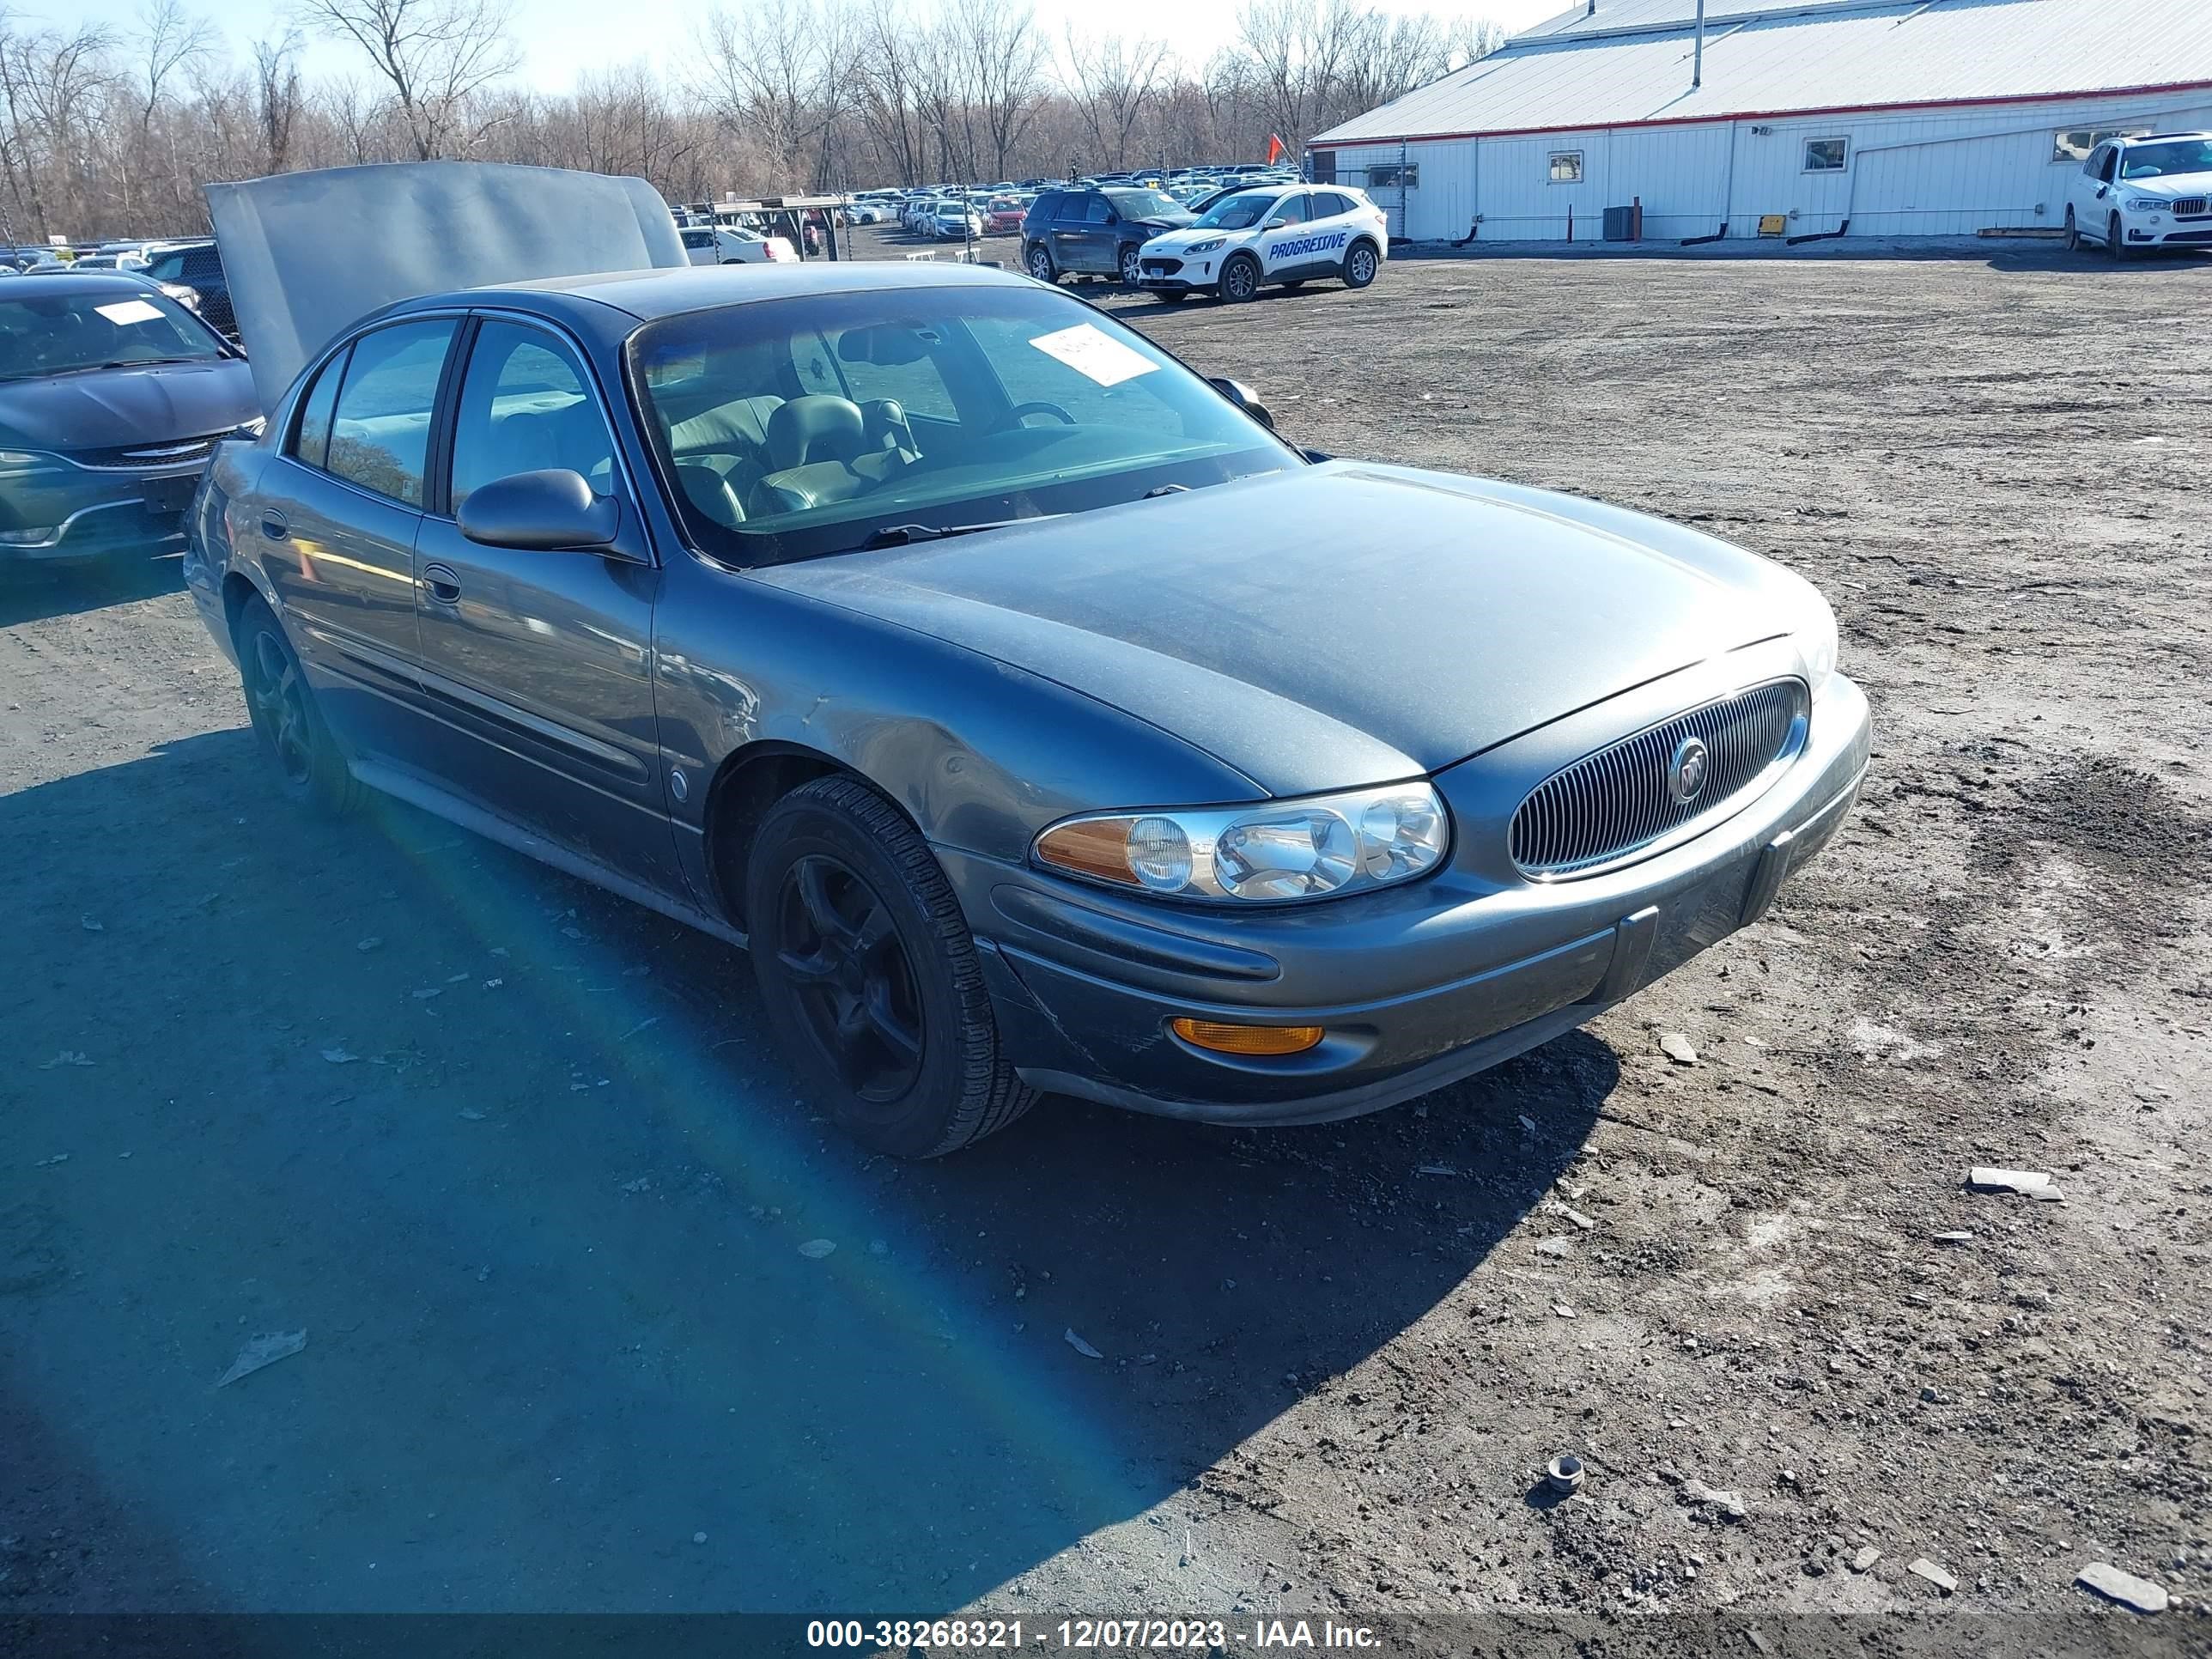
top-left (184, 165), bottom-right (1868, 1158)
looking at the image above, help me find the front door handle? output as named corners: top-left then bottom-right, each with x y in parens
top-left (421, 562), bottom-right (462, 605)
top-left (260, 511), bottom-right (288, 540)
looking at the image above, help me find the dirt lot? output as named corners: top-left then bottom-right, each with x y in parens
top-left (4, 243), bottom-right (2209, 1649)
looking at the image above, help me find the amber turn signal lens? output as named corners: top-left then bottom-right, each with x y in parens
top-left (1170, 1018), bottom-right (1325, 1056)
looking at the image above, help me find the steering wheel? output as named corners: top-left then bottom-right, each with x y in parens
top-left (1003, 400), bottom-right (1077, 428)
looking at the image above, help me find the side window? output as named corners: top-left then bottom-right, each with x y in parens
top-left (1273, 193), bottom-right (1310, 226)
top-left (791, 327), bottom-right (841, 394)
top-left (834, 326), bottom-right (957, 422)
top-left (448, 320), bottom-right (617, 510)
top-left (289, 348), bottom-right (347, 471)
top-left (1082, 194), bottom-right (1114, 224)
top-left (145, 251), bottom-right (186, 283)
top-left (1032, 191), bottom-right (1060, 220)
top-left (325, 319), bottom-right (456, 507)
top-left (185, 249), bottom-right (222, 282)
top-left (682, 228), bottom-right (712, 250)
top-left (1316, 191), bottom-right (1355, 218)
top-left (2100, 147), bottom-right (2120, 183)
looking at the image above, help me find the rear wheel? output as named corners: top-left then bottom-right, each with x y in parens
top-left (1025, 243), bottom-right (1057, 283)
top-left (1344, 240), bottom-right (1379, 289)
top-left (746, 775), bottom-right (1036, 1158)
top-left (1220, 253), bottom-right (1261, 302)
top-left (234, 595), bottom-right (364, 816)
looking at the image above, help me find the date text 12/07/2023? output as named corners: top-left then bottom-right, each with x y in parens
top-left (805, 1618), bottom-right (1384, 1650)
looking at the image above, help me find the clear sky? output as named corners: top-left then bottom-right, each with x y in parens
top-left (59, 0), bottom-right (1569, 96)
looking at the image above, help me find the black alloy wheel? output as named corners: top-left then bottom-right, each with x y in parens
top-left (235, 596), bottom-right (362, 815)
top-left (745, 775), bottom-right (1036, 1157)
top-left (774, 854), bottom-right (925, 1103)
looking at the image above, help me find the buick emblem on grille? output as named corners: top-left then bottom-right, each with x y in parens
top-left (1668, 736), bottom-right (1711, 805)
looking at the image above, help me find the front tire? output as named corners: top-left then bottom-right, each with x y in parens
top-left (1220, 253), bottom-right (1261, 302)
top-left (2063, 207), bottom-right (2081, 252)
top-left (1118, 243), bottom-right (1143, 285)
top-left (746, 776), bottom-right (1037, 1158)
top-left (1025, 243), bottom-right (1057, 283)
top-left (2109, 211), bottom-right (2132, 262)
top-left (1344, 240), bottom-right (1379, 289)
top-left (234, 595), bottom-right (364, 816)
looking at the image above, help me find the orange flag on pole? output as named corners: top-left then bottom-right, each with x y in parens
top-left (1265, 133), bottom-right (1286, 164)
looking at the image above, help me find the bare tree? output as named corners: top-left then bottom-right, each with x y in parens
top-left (1061, 27), bottom-right (1167, 172)
top-left (296, 0), bottom-right (518, 161)
top-left (252, 28), bottom-right (306, 173)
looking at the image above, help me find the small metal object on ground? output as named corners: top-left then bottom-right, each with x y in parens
top-left (1545, 1454), bottom-right (1585, 1494)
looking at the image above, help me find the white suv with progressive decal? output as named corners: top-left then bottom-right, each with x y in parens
top-left (1136, 185), bottom-right (1388, 303)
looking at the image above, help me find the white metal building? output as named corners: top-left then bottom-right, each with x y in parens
top-left (1308, 0), bottom-right (2212, 243)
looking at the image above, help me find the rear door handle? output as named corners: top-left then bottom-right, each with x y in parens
top-left (421, 562), bottom-right (462, 605)
top-left (260, 511), bottom-right (288, 540)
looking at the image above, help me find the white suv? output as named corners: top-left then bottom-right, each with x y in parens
top-left (1135, 186), bottom-right (1388, 302)
top-left (2064, 132), bottom-right (2212, 258)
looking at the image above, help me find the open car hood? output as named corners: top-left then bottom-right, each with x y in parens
top-left (204, 161), bottom-right (688, 413)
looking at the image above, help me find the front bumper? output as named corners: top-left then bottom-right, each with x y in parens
top-left (0, 464), bottom-right (201, 564)
top-left (951, 669), bottom-right (1871, 1125)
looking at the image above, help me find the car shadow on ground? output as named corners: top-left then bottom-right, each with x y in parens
top-left (3, 731), bottom-right (1615, 1611)
top-left (0, 550), bottom-right (183, 629)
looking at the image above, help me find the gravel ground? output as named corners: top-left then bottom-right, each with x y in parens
top-left (3, 240), bottom-right (2209, 1650)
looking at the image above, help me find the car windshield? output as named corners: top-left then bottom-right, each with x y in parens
top-left (1192, 191), bottom-right (1282, 231)
top-left (630, 283), bottom-right (1295, 567)
top-left (2120, 138), bottom-right (2212, 179)
top-left (0, 285), bottom-right (224, 381)
top-left (1105, 188), bottom-right (1183, 221)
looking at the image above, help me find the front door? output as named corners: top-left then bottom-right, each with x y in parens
top-left (1257, 191), bottom-right (1316, 280)
top-left (258, 318), bottom-right (458, 760)
top-left (409, 316), bottom-right (676, 887)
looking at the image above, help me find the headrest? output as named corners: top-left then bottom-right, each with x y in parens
top-left (766, 395), bottom-right (865, 471)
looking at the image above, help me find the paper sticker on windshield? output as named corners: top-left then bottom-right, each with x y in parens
top-left (94, 299), bottom-right (165, 326)
top-left (1027, 323), bottom-right (1157, 387)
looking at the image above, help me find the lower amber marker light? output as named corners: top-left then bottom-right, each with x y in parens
top-left (1171, 1018), bottom-right (1325, 1057)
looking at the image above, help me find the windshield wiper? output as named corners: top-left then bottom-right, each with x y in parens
top-left (851, 516), bottom-right (1057, 551)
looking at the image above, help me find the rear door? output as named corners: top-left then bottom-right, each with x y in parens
top-left (409, 314), bottom-right (676, 884)
top-left (258, 316), bottom-right (459, 759)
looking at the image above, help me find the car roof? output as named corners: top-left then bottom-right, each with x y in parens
top-left (2, 270), bottom-right (161, 296)
top-left (437, 258), bottom-right (1034, 322)
top-left (2127, 131), bottom-right (2212, 141)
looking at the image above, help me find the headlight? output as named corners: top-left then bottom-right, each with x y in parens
top-left (2124, 198), bottom-right (2165, 213)
top-left (1034, 782), bottom-right (1450, 904)
top-left (233, 416), bottom-right (266, 439)
top-left (0, 447), bottom-right (62, 474)
top-left (1183, 237), bottom-right (1226, 254)
top-left (1794, 587), bottom-right (1840, 690)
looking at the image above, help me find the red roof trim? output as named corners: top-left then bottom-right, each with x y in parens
top-left (1313, 82), bottom-right (2212, 149)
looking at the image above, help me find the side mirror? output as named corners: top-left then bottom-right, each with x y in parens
top-left (1264, 217), bottom-right (1289, 230)
top-left (458, 469), bottom-right (620, 551)
top-left (1208, 376), bottom-right (1274, 431)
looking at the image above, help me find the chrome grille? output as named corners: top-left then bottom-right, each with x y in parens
top-left (1510, 679), bottom-right (1808, 878)
top-left (2174, 197), bottom-right (2208, 217)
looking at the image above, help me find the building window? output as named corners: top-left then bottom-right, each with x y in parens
top-left (1548, 151), bottom-right (1583, 184)
top-left (1803, 137), bottom-right (1848, 173)
top-left (1366, 162), bottom-right (1418, 189)
top-left (2052, 127), bottom-right (2136, 163)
